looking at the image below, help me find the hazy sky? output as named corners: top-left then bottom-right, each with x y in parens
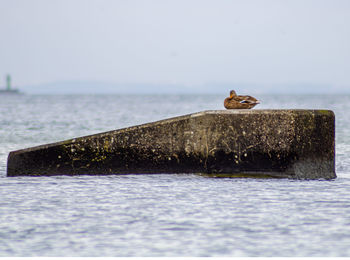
top-left (0, 0), bottom-right (349, 93)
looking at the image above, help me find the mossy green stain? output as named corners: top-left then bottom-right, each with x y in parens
top-left (319, 110), bottom-right (332, 116)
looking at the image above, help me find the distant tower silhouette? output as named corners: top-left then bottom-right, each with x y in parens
top-left (6, 74), bottom-right (11, 90)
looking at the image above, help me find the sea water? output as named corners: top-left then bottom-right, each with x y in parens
top-left (0, 93), bottom-right (350, 257)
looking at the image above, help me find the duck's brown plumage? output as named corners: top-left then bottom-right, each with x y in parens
top-left (224, 90), bottom-right (260, 109)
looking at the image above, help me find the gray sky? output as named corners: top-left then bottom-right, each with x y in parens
top-left (0, 0), bottom-right (349, 93)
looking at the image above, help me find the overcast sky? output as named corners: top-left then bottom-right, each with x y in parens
top-left (0, 0), bottom-right (349, 93)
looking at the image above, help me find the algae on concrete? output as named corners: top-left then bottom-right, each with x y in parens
top-left (7, 110), bottom-right (336, 179)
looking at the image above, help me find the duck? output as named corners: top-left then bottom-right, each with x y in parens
top-left (224, 90), bottom-right (260, 109)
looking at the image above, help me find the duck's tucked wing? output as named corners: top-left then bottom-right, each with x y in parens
top-left (240, 99), bottom-right (260, 104)
top-left (236, 95), bottom-right (260, 104)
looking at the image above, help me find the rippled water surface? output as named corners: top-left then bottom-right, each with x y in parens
top-left (0, 93), bottom-right (350, 256)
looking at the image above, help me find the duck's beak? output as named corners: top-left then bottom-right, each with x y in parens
top-left (255, 100), bottom-right (260, 104)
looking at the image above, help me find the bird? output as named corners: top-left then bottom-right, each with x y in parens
top-left (224, 90), bottom-right (260, 109)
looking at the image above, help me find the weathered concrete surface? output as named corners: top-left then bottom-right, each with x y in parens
top-left (7, 110), bottom-right (336, 179)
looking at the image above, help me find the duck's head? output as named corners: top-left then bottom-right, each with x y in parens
top-left (229, 90), bottom-right (237, 98)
